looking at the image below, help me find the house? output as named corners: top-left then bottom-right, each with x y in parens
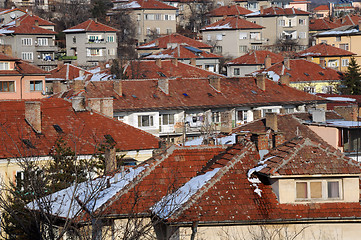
top-left (331, 1), bottom-right (355, 17)
top-left (200, 16), bottom-right (265, 57)
top-left (287, 0), bottom-right (310, 12)
top-left (254, 58), bottom-right (343, 94)
top-left (0, 53), bottom-right (47, 99)
top-left (136, 33), bottom-right (212, 57)
top-left (315, 24), bottom-right (361, 66)
top-left (0, 14), bottom-right (58, 71)
top-left (244, 6), bottom-right (310, 52)
top-left (9, 0), bottom-right (49, 10)
top-left (298, 43), bottom-right (356, 72)
top-left (113, 0), bottom-right (178, 44)
top-left (30, 115), bottom-right (361, 239)
top-left (63, 19), bottom-right (118, 67)
top-left (143, 44), bottom-right (222, 73)
top-left (55, 74), bottom-right (325, 144)
top-left (0, 98), bottom-right (160, 188)
top-left (206, 4), bottom-right (252, 24)
top-left (309, 18), bottom-right (341, 45)
top-left (235, 0), bottom-right (291, 12)
top-left (46, 63), bottom-right (92, 94)
top-left (313, 4), bottom-right (330, 19)
top-left (226, 50), bottom-right (284, 77)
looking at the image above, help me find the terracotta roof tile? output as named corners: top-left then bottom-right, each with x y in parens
top-left (208, 5), bottom-right (252, 17)
top-left (0, 54), bottom-right (47, 75)
top-left (298, 43), bottom-right (355, 57)
top-left (227, 50), bottom-right (284, 65)
top-left (0, 98), bottom-right (160, 159)
top-left (16, 14), bottom-right (56, 26)
top-left (120, 0), bottom-right (178, 9)
top-left (248, 6), bottom-right (310, 17)
top-left (336, 15), bottom-right (361, 26)
top-left (144, 45), bottom-right (222, 59)
top-left (137, 33), bottom-right (212, 50)
top-left (47, 64), bottom-right (92, 81)
top-left (64, 19), bottom-right (118, 33)
top-left (309, 19), bottom-right (341, 31)
top-left (201, 16), bottom-right (264, 31)
top-left (2, 23), bottom-right (57, 35)
top-left (314, 5), bottom-right (329, 11)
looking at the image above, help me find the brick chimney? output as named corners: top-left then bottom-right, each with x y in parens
top-left (155, 58), bottom-right (162, 68)
top-left (73, 80), bottom-right (84, 92)
top-left (260, 6), bottom-right (264, 14)
top-left (209, 75), bottom-right (221, 92)
top-left (190, 58), bottom-right (196, 66)
top-left (283, 57), bottom-right (290, 70)
top-left (105, 147), bottom-right (116, 173)
top-left (264, 54), bottom-right (271, 69)
top-left (265, 112), bottom-right (278, 132)
top-left (113, 80), bottom-right (122, 96)
top-left (253, 109), bottom-right (262, 120)
top-left (87, 98), bottom-right (113, 118)
top-left (158, 78), bottom-right (169, 94)
top-left (256, 74), bottom-right (266, 91)
top-left (279, 74), bottom-right (290, 86)
top-left (25, 101), bottom-right (41, 133)
top-left (171, 58), bottom-right (178, 66)
top-left (72, 96), bottom-right (86, 112)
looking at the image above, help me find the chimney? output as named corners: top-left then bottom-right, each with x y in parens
top-left (73, 80), bottom-right (84, 92)
top-left (264, 54), bottom-right (271, 69)
top-left (105, 147), bottom-right (117, 173)
top-left (72, 96), bottom-right (86, 112)
top-left (25, 101), bottom-right (41, 133)
top-left (256, 73), bottom-right (266, 91)
top-left (34, 20), bottom-right (39, 26)
top-left (101, 98), bottom-right (113, 118)
top-left (311, 109), bottom-right (326, 123)
top-left (283, 57), bottom-right (290, 70)
top-left (158, 78), bottom-right (169, 94)
top-left (15, 19), bottom-right (20, 27)
top-left (155, 58), bottom-right (162, 68)
top-left (52, 81), bottom-right (62, 94)
top-left (190, 58), bottom-right (196, 66)
top-left (253, 109), bottom-right (262, 120)
top-left (209, 75), bottom-right (221, 92)
top-left (279, 74), bottom-right (290, 86)
top-left (260, 6), bottom-right (264, 14)
top-left (171, 58), bottom-right (178, 66)
top-left (113, 80), bottom-right (122, 96)
top-left (265, 112), bottom-right (278, 132)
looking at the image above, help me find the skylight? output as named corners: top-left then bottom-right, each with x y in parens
top-left (53, 124), bottom-right (63, 133)
top-left (183, 93), bottom-right (189, 97)
top-left (157, 72), bottom-right (166, 77)
top-left (22, 139), bottom-right (36, 149)
top-left (132, 95), bottom-right (137, 98)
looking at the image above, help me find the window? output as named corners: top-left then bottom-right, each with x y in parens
top-left (144, 14), bottom-right (154, 20)
top-left (156, 28), bottom-right (160, 34)
top-left (239, 32), bottom-right (247, 39)
top-left (37, 38), bottom-right (48, 46)
top-left (279, 20), bottom-right (285, 26)
top-left (288, 19), bottom-right (292, 27)
top-left (239, 45), bottom-right (248, 53)
top-left (161, 114), bottom-right (174, 125)
top-left (303, 86), bottom-right (315, 93)
top-left (21, 52), bottom-right (33, 61)
top-left (21, 38), bottom-right (32, 46)
top-left (72, 36), bottom-right (76, 44)
top-left (328, 59), bottom-right (339, 68)
top-left (299, 32), bottom-right (306, 39)
top-left (107, 48), bottom-right (116, 56)
top-left (212, 112), bottom-right (221, 123)
top-left (0, 81), bottom-right (15, 92)
top-left (299, 19), bottom-right (305, 25)
top-left (166, 28), bottom-right (172, 34)
top-left (164, 14), bottom-right (170, 20)
top-left (250, 32), bottom-right (261, 40)
top-left (155, 14), bottom-right (161, 20)
top-left (207, 34), bottom-right (211, 41)
top-left (234, 68), bottom-right (240, 76)
top-left (237, 110), bottom-right (247, 122)
top-left (87, 48), bottom-right (102, 56)
top-left (214, 46), bottom-right (222, 53)
top-left (16, 171), bottom-right (24, 191)
top-left (138, 115), bottom-right (154, 127)
top-left (296, 180), bottom-right (341, 201)
top-left (322, 85), bottom-right (333, 94)
top-left (30, 80), bottom-right (43, 91)
top-left (88, 35), bottom-right (102, 42)
top-left (107, 36), bottom-right (114, 42)
top-left (216, 34), bottom-right (222, 41)
top-left (339, 43), bottom-right (349, 50)
top-left (251, 44), bottom-right (262, 50)
top-left (336, 36), bottom-right (341, 42)
top-left (0, 62), bottom-right (10, 70)
top-left (342, 59), bottom-right (349, 67)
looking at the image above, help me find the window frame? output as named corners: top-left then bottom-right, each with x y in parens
top-left (295, 179), bottom-right (342, 201)
top-left (30, 80), bottom-right (43, 91)
top-left (21, 38), bottom-right (32, 46)
top-left (138, 115), bottom-right (154, 127)
top-left (0, 81), bottom-right (15, 92)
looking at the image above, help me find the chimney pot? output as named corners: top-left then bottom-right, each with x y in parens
top-left (25, 101), bottom-right (41, 133)
top-left (256, 73), bottom-right (266, 91)
top-left (105, 147), bottom-right (117, 173)
top-left (264, 54), bottom-right (272, 69)
top-left (155, 58), bottom-right (162, 68)
top-left (279, 74), bottom-right (290, 86)
top-left (265, 112), bottom-right (278, 132)
top-left (113, 80), bottom-right (122, 96)
top-left (158, 78), bottom-right (169, 94)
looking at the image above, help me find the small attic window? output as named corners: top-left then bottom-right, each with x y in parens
top-left (319, 72), bottom-right (325, 76)
top-left (304, 72), bottom-right (310, 76)
top-left (153, 94), bottom-right (158, 98)
top-left (53, 124), bottom-right (63, 133)
top-left (157, 72), bottom-right (166, 77)
top-left (132, 94), bottom-right (137, 98)
top-left (251, 90), bottom-right (257, 94)
top-left (22, 139), bottom-right (36, 149)
top-left (183, 93), bottom-right (189, 97)
top-left (207, 92), bottom-right (213, 97)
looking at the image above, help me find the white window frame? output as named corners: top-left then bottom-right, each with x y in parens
top-left (138, 115), bottom-right (154, 127)
top-left (37, 38), bottom-right (48, 46)
top-left (295, 179), bottom-right (342, 201)
top-left (21, 52), bottom-right (33, 61)
top-left (160, 114), bottom-right (174, 126)
top-left (21, 38), bottom-right (32, 46)
top-left (0, 62), bottom-right (10, 70)
top-left (107, 35), bottom-right (114, 42)
top-left (342, 58), bottom-right (349, 67)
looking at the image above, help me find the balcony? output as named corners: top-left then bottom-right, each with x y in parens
top-left (249, 38), bottom-right (268, 44)
top-left (35, 45), bottom-right (57, 52)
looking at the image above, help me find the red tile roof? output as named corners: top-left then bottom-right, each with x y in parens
top-left (314, 5), bottom-right (329, 11)
top-left (58, 77), bottom-right (325, 112)
top-left (47, 64), bottom-right (92, 81)
top-left (335, 14), bottom-right (361, 26)
top-left (120, 0), bottom-right (178, 10)
top-left (227, 50), bottom-right (284, 65)
top-left (208, 5), bottom-right (252, 17)
top-left (298, 43), bottom-right (355, 57)
top-left (1, 23), bottom-right (57, 35)
top-left (257, 59), bottom-right (342, 83)
top-left (137, 33), bottom-right (212, 50)
top-left (249, 6), bottom-right (310, 17)
top-left (123, 59), bottom-right (223, 79)
top-left (0, 53), bottom-right (47, 75)
top-left (64, 19), bottom-right (118, 33)
top-left (144, 44), bottom-right (222, 59)
top-left (201, 16), bottom-right (264, 31)
top-left (259, 137), bottom-right (361, 176)
top-left (0, 98), bottom-right (160, 159)
top-left (309, 19), bottom-right (341, 31)
top-left (16, 14), bottom-right (55, 26)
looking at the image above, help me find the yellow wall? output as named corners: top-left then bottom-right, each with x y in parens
top-left (290, 81), bottom-right (340, 94)
top-left (307, 55), bottom-right (353, 72)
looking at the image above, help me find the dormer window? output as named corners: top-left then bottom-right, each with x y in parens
top-left (0, 62), bottom-right (10, 70)
top-left (296, 179), bottom-right (341, 201)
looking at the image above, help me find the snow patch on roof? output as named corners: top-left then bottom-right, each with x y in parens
top-left (63, 28), bottom-right (85, 33)
top-left (318, 29), bottom-right (358, 36)
top-left (264, 71), bottom-right (280, 82)
top-left (138, 42), bottom-right (157, 49)
top-left (247, 157), bottom-right (271, 197)
top-left (0, 28), bottom-right (14, 34)
top-left (151, 168), bottom-right (220, 219)
top-left (145, 54), bottom-right (174, 59)
top-left (326, 97), bottom-right (356, 102)
top-left (27, 166), bottom-right (147, 219)
top-left (326, 120), bottom-right (361, 128)
top-left (203, 22), bottom-right (231, 30)
top-left (300, 52), bottom-right (321, 56)
top-left (120, 1), bottom-right (142, 8)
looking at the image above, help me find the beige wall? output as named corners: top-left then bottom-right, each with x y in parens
top-left (308, 125), bottom-right (339, 150)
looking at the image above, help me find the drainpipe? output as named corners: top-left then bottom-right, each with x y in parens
top-left (20, 74), bottom-right (24, 100)
top-left (190, 221), bottom-right (198, 240)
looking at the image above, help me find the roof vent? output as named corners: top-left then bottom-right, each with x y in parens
top-left (25, 101), bottom-right (41, 134)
